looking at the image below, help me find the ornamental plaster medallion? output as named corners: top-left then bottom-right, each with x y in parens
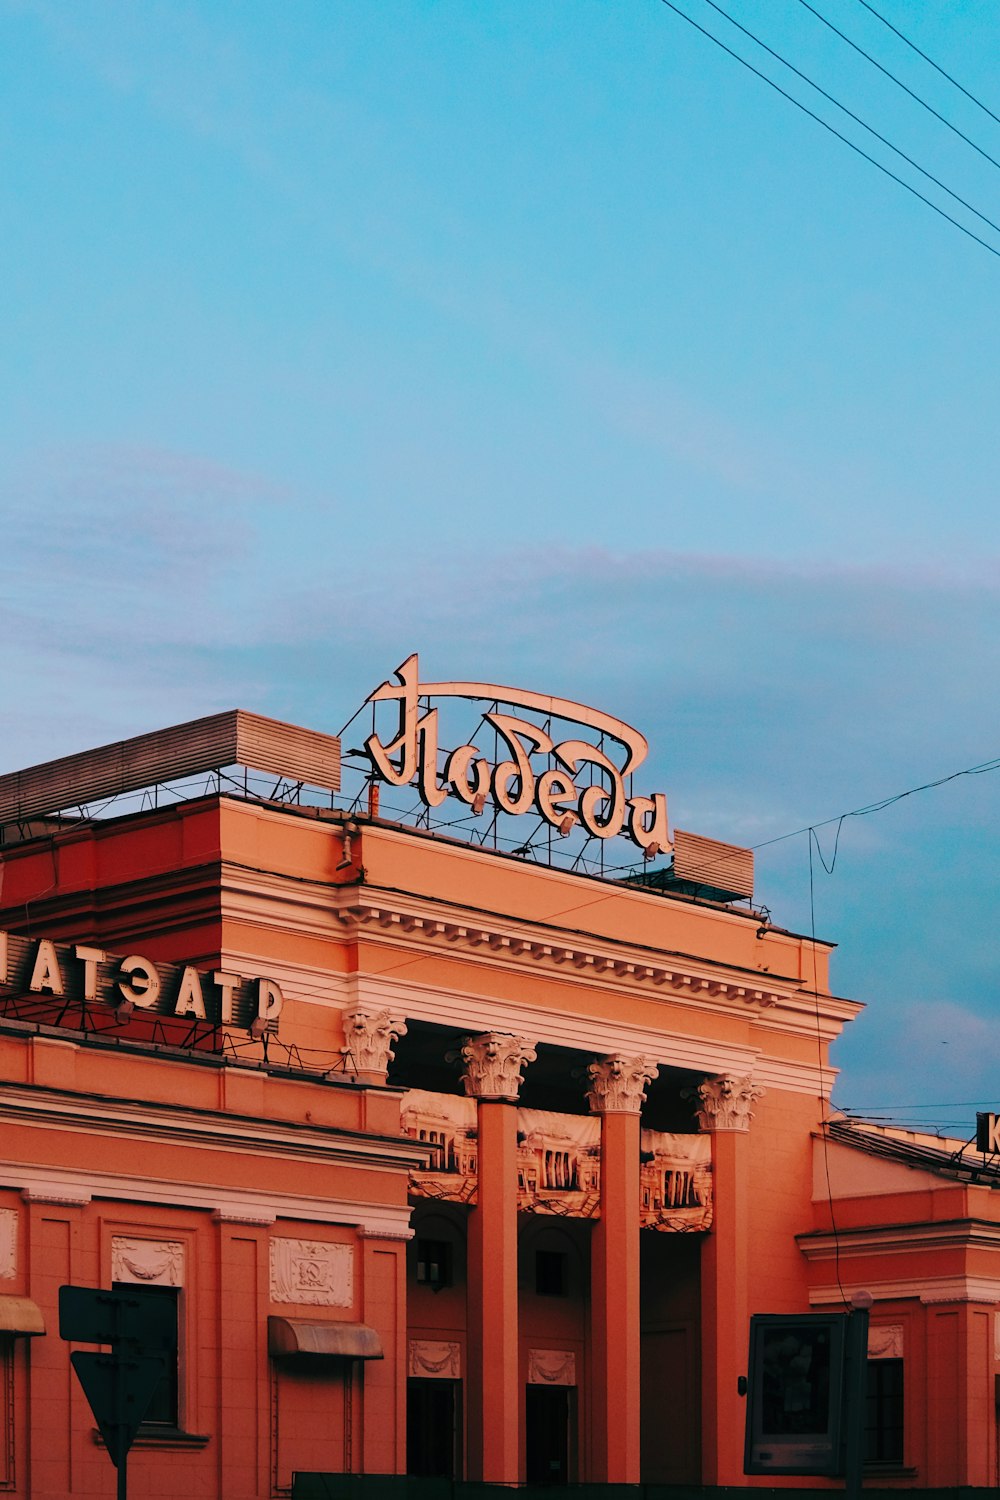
top-left (0, 1210), bottom-right (16, 1280)
top-left (457, 1033), bottom-right (537, 1102)
top-left (340, 1005), bottom-right (407, 1082)
top-left (408, 1340), bottom-right (462, 1379)
top-left (690, 1075), bottom-right (764, 1132)
top-left (111, 1237), bottom-right (185, 1286)
top-left (868, 1324), bottom-right (904, 1360)
top-left (586, 1055), bottom-right (658, 1114)
top-left (269, 1238), bottom-right (353, 1307)
top-left (528, 1349), bottom-right (577, 1386)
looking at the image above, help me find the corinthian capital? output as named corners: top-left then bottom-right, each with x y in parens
top-left (586, 1055), bottom-right (658, 1115)
top-left (340, 1005), bottom-right (407, 1082)
top-left (458, 1033), bottom-right (537, 1101)
top-left (690, 1075), bottom-right (763, 1132)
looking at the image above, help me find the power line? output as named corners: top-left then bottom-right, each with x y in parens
top-left (751, 753), bottom-right (1000, 858)
top-left (796, 0), bottom-right (1000, 176)
top-left (655, 0), bottom-right (1000, 262)
top-left (853, 0), bottom-right (1000, 133)
top-left (696, 0), bottom-right (1000, 242)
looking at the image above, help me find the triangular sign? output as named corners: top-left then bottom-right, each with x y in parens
top-left (70, 1351), bottom-right (166, 1468)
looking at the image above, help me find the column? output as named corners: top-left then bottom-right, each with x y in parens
top-left (462, 1032), bottom-right (536, 1484)
top-left (586, 1054), bottom-right (658, 1484)
top-left (695, 1074), bottom-right (763, 1486)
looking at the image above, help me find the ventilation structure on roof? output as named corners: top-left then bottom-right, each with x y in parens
top-left (0, 710), bottom-right (342, 826)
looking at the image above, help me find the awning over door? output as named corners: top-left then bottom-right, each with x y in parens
top-left (0, 1296), bottom-right (45, 1336)
top-left (267, 1316), bottom-right (383, 1360)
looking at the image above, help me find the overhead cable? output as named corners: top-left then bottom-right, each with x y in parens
top-left (796, 0), bottom-right (1000, 175)
top-left (655, 1), bottom-right (1000, 261)
top-left (752, 753), bottom-right (1000, 858)
top-left (853, 0), bottom-right (1000, 132)
top-left (696, 0), bottom-right (1000, 240)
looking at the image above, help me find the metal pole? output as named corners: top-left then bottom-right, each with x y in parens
top-left (843, 1302), bottom-right (870, 1500)
top-left (114, 1296), bottom-right (127, 1500)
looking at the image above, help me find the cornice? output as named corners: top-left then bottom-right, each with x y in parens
top-left (332, 888), bottom-right (860, 1029)
top-left (798, 1218), bottom-right (1000, 1260)
top-left (808, 1276), bottom-right (1000, 1307)
top-left (1, 1160), bottom-right (411, 1236)
top-left (0, 1083), bottom-right (428, 1176)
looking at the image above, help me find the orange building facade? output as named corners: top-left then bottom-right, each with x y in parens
top-left (0, 671), bottom-right (998, 1497)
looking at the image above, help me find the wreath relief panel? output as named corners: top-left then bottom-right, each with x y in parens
top-left (111, 1237), bottom-right (185, 1286)
top-left (269, 1238), bottom-right (354, 1307)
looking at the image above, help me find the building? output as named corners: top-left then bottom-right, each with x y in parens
top-left (0, 660), bottom-right (998, 1497)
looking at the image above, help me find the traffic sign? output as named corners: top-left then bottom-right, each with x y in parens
top-left (59, 1285), bottom-right (176, 1353)
top-left (70, 1351), bottom-right (166, 1469)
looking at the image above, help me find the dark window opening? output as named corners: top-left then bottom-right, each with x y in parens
top-left (416, 1239), bottom-right (452, 1290)
top-left (535, 1250), bottom-right (567, 1297)
top-left (407, 1378), bottom-right (462, 1478)
top-left (112, 1283), bottom-right (179, 1427)
top-left (865, 1358), bottom-right (903, 1466)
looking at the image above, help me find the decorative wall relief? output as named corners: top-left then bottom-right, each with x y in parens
top-left (868, 1324), bottom-right (904, 1360)
top-left (0, 1210), bottom-right (17, 1279)
top-left (408, 1340), bottom-right (462, 1379)
top-left (111, 1237), bottom-right (185, 1286)
top-left (517, 1110), bottom-right (600, 1219)
top-left (402, 1090), bottom-right (479, 1204)
top-left (639, 1130), bottom-right (713, 1232)
top-left (528, 1349), bottom-right (577, 1386)
top-left (269, 1238), bottom-right (353, 1307)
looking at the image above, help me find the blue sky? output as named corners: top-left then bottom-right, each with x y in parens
top-left (2, 0), bottom-right (998, 1130)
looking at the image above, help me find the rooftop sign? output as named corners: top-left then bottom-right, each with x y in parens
top-left (0, 930), bottom-right (283, 1036)
top-left (363, 655), bottom-right (670, 857)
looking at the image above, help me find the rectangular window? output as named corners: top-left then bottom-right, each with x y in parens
top-left (865, 1358), bottom-right (904, 1466)
top-left (415, 1239), bottom-right (452, 1290)
top-left (535, 1250), bottom-right (567, 1297)
top-left (112, 1283), bottom-right (179, 1427)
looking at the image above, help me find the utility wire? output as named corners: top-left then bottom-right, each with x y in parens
top-left (853, 0), bottom-right (1000, 133)
top-left (797, 0), bottom-right (1000, 175)
top-left (655, 0), bottom-right (1000, 261)
top-left (751, 753), bottom-right (1000, 856)
top-left (696, 0), bottom-right (1000, 241)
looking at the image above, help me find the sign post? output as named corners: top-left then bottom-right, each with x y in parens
top-left (59, 1286), bottom-right (173, 1500)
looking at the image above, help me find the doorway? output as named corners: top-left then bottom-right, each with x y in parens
top-left (407, 1377), bottom-right (462, 1478)
top-left (525, 1384), bottom-right (573, 1484)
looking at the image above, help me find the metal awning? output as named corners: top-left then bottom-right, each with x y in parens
top-left (267, 1316), bottom-right (383, 1361)
top-left (0, 1296), bottom-right (45, 1336)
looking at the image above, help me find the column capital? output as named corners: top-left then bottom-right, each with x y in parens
top-left (586, 1054), bottom-right (658, 1115)
top-left (340, 1005), bottom-right (407, 1083)
top-left (458, 1032), bottom-right (537, 1101)
top-left (690, 1075), bottom-right (764, 1132)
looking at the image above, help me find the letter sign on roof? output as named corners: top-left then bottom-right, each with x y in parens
top-left (363, 655), bottom-right (671, 857)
